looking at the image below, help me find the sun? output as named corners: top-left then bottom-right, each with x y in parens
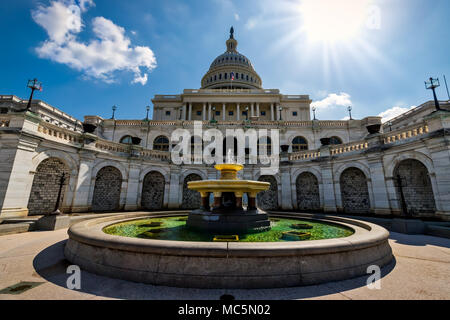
top-left (299, 0), bottom-right (371, 43)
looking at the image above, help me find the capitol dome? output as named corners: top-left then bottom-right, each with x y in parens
top-left (201, 27), bottom-right (262, 90)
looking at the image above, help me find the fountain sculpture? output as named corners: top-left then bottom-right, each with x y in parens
top-left (187, 151), bottom-right (271, 234)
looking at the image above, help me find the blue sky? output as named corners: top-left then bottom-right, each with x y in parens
top-left (0, 0), bottom-right (449, 121)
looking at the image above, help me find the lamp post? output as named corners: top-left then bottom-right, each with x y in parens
top-left (111, 105), bottom-right (117, 119)
top-left (245, 106), bottom-right (249, 121)
top-left (52, 172), bottom-right (66, 215)
top-left (387, 121), bottom-right (393, 132)
top-left (279, 106), bottom-right (283, 121)
top-left (25, 79), bottom-right (43, 112)
top-left (145, 106), bottom-right (150, 121)
top-left (312, 107), bottom-right (317, 120)
top-left (212, 106), bottom-right (216, 122)
top-left (425, 77), bottom-right (442, 111)
top-left (111, 105), bottom-right (117, 141)
top-left (347, 106), bottom-right (353, 120)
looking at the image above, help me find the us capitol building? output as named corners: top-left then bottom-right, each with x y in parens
top-left (1, 29), bottom-right (449, 221)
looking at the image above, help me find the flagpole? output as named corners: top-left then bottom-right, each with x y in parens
top-left (444, 75), bottom-right (450, 100)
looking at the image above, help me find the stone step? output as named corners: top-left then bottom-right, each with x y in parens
top-left (426, 225), bottom-right (450, 239)
top-left (0, 222), bottom-right (35, 236)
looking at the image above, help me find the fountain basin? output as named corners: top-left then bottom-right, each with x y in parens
top-left (64, 212), bottom-right (393, 289)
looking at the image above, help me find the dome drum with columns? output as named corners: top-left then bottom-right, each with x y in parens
top-left (201, 27), bottom-right (262, 90)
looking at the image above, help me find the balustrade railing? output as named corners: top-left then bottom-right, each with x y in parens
top-left (383, 124), bottom-right (429, 144)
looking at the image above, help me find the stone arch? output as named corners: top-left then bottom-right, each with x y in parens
top-left (385, 151), bottom-right (435, 178)
top-left (28, 157), bottom-right (70, 215)
top-left (181, 174), bottom-right (202, 209)
top-left (141, 171), bottom-right (165, 210)
top-left (92, 166), bottom-right (122, 212)
top-left (257, 175), bottom-right (279, 210)
top-left (31, 149), bottom-right (78, 175)
top-left (296, 172), bottom-right (321, 211)
top-left (340, 167), bottom-right (370, 214)
top-left (394, 159), bottom-right (436, 216)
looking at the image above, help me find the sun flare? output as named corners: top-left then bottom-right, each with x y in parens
top-left (299, 0), bottom-right (372, 43)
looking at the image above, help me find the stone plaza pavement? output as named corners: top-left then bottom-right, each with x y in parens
top-left (0, 228), bottom-right (449, 300)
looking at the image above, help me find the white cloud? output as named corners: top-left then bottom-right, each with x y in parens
top-left (313, 92), bottom-right (352, 110)
top-left (378, 105), bottom-right (416, 123)
top-left (79, 0), bottom-right (94, 12)
top-left (32, 0), bottom-right (157, 85)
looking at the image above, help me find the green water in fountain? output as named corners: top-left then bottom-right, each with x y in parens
top-left (103, 216), bottom-right (354, 242)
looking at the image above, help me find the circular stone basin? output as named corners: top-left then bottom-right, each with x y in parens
top-left (65, 212), bottom-right (393, 289)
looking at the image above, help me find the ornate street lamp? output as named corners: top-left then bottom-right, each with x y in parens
top-left (25, 78), bottom-right (43, 112)
top-left (312, 106), bottom-right (317, 120)
top-left (145, 106), bottom-right (150, 121)
top-left (245, 106), bottom-right (249, 121)
top-left (387, 121), bottom-right (393, 132)
top-left (425, 77), bottom-right (442, 111)
top-left (279, 106), bottom-right (283, 121)
top-left (111, 105), bottom-right (117, 119)
top-left (347, 106), bottom-right (353, 120)
top-left (52, 172), bottom-right (66, 215)
top-left (211, 106), bottom-right (217, 123)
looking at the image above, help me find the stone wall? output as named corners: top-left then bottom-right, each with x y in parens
top-left (257, 175), bottom-right (279, 210)
top-left (394, 159), bottom-right (436, 216)
top-left (296, 172), bottom-right (320, 211)
top-left (28, 158), bottom-right (69, 215)
top-left (340, 168), bottom-right (370, 214)
top-left (92, 166), bottom-right (122, 212)
top-left (141, 171), bottom-right (165, 210)
top-left (181, 174), bottom-right (202, 209)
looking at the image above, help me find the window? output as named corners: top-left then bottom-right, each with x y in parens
top-left (216, 111), bottom-right (221, 116)
top-left (292, 136), bottom-right (308, 152)
top-left (246, 75), bottom-right (249, 81)
top-left (229, 111), bottom-right (234, 116)
top-left (293, 112), bottom-right (298, 117)
top-left (0, 108), bottom-right (8, 114)
top-left (165, 111), bottom-right (171, 116)
top-left (153, 136), bottom-right (170, 151)
top-left (236, 73), bottom-right (239, 79)
top-left (120, 135), bottom-right (133, 144)
top-left (242, 111), bottom-right (248, 116)
top-left (214, 75), bottom-right (217, 81)
top-left (330, 136), bottom-right (343, 145)
top-left (261, 111), bottom-right (266, 116)
top-left (197, 111), bottom-right (202, 116)
top-left (225, 73), bottom-right (228, 79)
top-left (219, 74), bottom-right (222, 80)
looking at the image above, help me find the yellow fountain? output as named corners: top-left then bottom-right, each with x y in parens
top-left (187, 155), bottom-right (271, 234)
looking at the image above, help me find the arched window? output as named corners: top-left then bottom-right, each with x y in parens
top-left (153, 136), bottom-right (169, 151)
top-left (246, 75), bottom-right (249, 81)
top-left (120, 135), bottom-right (133, 144)
top-left (214, 75), bottom-right (217, 81)
top-left (292, 136), bottom-right (308, 152)
top-left (219, 74), bottom-right (222, 80)
top-left (330, 136), bottom-right (343, 145)
top-left (225, 73), bottom-right (228, 79)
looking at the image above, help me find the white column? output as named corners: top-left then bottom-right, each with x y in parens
top-left (168, 167), bottom-right (181, 209)
top-left (271, 103), bottom-right (275, 121)
top-left (236, 103), bottom-right (240, 121)
top-left (256, 103), bottom-right (260, 117)
top-left (281, 167), bottom-right (293, 210)
top-left (71, 153), bottom-right (95, 212)
top-left (251, 103), bottom-right (255, 117)
top-left (188, 103), bottom-right (192, 121)
top-left (223, 103), bottom-right (226, 121)
top-left (203, 103), bottom-right (207, 121)
top-left (208, 103), bottom-right (212, 120)
top-left (276, 103), bottom-right (281, 121)
top-left (182, 103), bottom-right (187, 120)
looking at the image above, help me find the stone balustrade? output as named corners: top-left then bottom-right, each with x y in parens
top-left (140, 149), bottom-right (171, 161)
top-left (383, 124), bottom-right (429, 144)
top-left (95, 140), bottom-right (129, 153)
top-left (331, 141), bottom-right (369, 155)
top-left (38, 122), bottom-right (83, 144)
top-left (289, 150), bottom-right (321, 161)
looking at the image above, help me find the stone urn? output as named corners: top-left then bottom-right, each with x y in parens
top-left (320, 138), bottom-right (331, 146)
top-left (131, 137), bottom-right (142, 145)
top-left (82, 123), bottom-right (97, 134)
top-left (280, 145), bottom-right (290, 153)
top-left (366, 124), bottom-right (382, 134)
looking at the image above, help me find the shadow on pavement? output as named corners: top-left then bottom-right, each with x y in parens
top-left (389, 232), bottom-right (450, 248)
top-left (32, 240), bottom-right (397, 300)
